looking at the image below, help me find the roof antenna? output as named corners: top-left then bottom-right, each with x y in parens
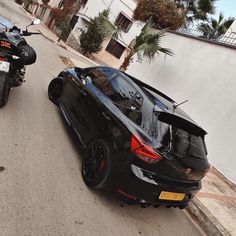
top-left (173, 100), bottom-right (188, 110)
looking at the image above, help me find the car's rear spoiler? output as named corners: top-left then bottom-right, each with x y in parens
top-left (157, 111), bottom-right (207, 137)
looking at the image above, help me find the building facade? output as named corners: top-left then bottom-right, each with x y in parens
top-left (66, 0), bottom-right (143, 68)
top-left (224, 20), bottom-right (236, 45)
top-left (225, 20), bottom-right (236, 35)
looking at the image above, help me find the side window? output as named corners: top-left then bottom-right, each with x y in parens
top-left (102, 76), bottom-right (143, 125)
top-left (131, 92), bottom-right (143, 111)
top-left (83, 68), bottom-right (117, 90)
top-left (114, 12), bottom-right (133, 33)
top-left (102, 76), bottom-right (136, 107)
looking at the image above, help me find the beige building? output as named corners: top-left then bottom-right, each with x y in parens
top-left (66, 0), bottom-right (143, 68)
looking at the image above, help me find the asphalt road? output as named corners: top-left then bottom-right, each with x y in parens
top-left (0, 1), bottom-right (205, 235)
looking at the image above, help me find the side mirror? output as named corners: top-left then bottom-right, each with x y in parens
top-left (26, 19), bottom-right (41, 31)
top-left (81, 78), bottom-right (87, 85)
top-left (32, 19), bottom-right (40, 25)
top-left (153, 105), bottom-right (159, 113)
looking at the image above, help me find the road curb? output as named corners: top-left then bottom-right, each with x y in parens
top-left (187, 198), bottom-right (230, 236)
top-left (210, 166), bottom-right (236, 192)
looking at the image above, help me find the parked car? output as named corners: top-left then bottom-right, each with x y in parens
top-left (48, 66), bottom-right (209, 208)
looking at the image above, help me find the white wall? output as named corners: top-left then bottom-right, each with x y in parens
top-left (127, 32), bottom-right (236, 183)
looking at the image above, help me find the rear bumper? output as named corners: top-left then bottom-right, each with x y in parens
top-left (115, 164), bottom-right (201, 206)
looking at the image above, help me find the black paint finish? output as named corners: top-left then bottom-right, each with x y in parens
top-left (48, 66), bottom-right (209, 207)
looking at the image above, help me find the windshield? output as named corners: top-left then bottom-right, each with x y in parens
top-left (0, 16), bottom-right (13, 31)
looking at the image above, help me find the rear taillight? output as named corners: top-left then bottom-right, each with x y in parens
top-left (0, 57), bottom-right (6, 62)
top-left (131, 135), bottom-right (163, 164)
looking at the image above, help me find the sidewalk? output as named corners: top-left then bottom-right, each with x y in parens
top-left (187, 167), bottom-right (236, 236)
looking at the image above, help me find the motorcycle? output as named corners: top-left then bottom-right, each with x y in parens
top-left (0, 17), bottom-right (40, 108)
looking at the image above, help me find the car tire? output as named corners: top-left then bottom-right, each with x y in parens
top-left (0, 72), bottom-right (10, 108)
top-left (48, 77), bottom-right (63, 106)
top-left (82, 139), bottom-right (113, 189)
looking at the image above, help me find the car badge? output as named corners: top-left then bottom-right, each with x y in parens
top-left (185, 168), bottom-right (192, 174)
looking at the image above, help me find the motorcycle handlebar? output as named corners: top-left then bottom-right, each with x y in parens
top-left (29, 32), bottom-right (41, 35)
top-left (22, 31), bottom-right (41, 36)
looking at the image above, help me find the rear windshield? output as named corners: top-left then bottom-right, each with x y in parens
top-left (170, 126), bottom-right (207, 159)
top-left (150, 116), bottom-right (207, 158)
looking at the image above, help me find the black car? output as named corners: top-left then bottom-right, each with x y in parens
top-left (48, 66), bottom-right (209, 208)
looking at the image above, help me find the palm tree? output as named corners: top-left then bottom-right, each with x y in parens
top-left (98, 17), bottom-right (173, 71)
top-left (97, 12), bottom-right (121, 39)
top-left (198, 13), bottom-right (235, 40)
top-left (120, 23), bottom-right (173, 71)
top-left (176, 0), bottom-right (217, 22)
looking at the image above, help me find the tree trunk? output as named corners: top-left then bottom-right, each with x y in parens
top-left (119, 51), bottom-right (134, 71)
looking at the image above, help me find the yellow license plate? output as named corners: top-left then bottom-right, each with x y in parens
top-left (159, 191), bottom-right (185, 201)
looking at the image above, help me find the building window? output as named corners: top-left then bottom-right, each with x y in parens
top-left (106, 39), bottom-right (126, 59)
top-left (58, 0), bottom-right (63, 8)
top-left (115, 12), bottom-right (133, 33)
top-left (70, 15), bottom-right (79, 28)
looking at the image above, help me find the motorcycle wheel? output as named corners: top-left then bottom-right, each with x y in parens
top-left (0, 72), bottom-right (10, 108)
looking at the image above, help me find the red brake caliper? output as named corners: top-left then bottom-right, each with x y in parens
top-left (99, 160), bottom-right (106, 171)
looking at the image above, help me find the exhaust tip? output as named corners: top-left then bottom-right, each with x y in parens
top-left (139, 199), bottom-right (150, 208)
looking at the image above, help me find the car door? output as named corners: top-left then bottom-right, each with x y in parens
top-left (59, 71), bottom-right (79, 119)
top-left (69, 67), bottom-right (118, 144)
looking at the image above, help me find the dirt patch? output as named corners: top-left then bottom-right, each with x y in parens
top-left (59, 56), bottom-right (75, 67)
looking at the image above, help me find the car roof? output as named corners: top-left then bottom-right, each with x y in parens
top-left (78, 66), bottom-right (206, 134)
top-left (119, 71), bottom-right (197, 125)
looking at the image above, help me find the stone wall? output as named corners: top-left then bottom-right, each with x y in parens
top-left (66, 32), bottom-right (81, 52)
